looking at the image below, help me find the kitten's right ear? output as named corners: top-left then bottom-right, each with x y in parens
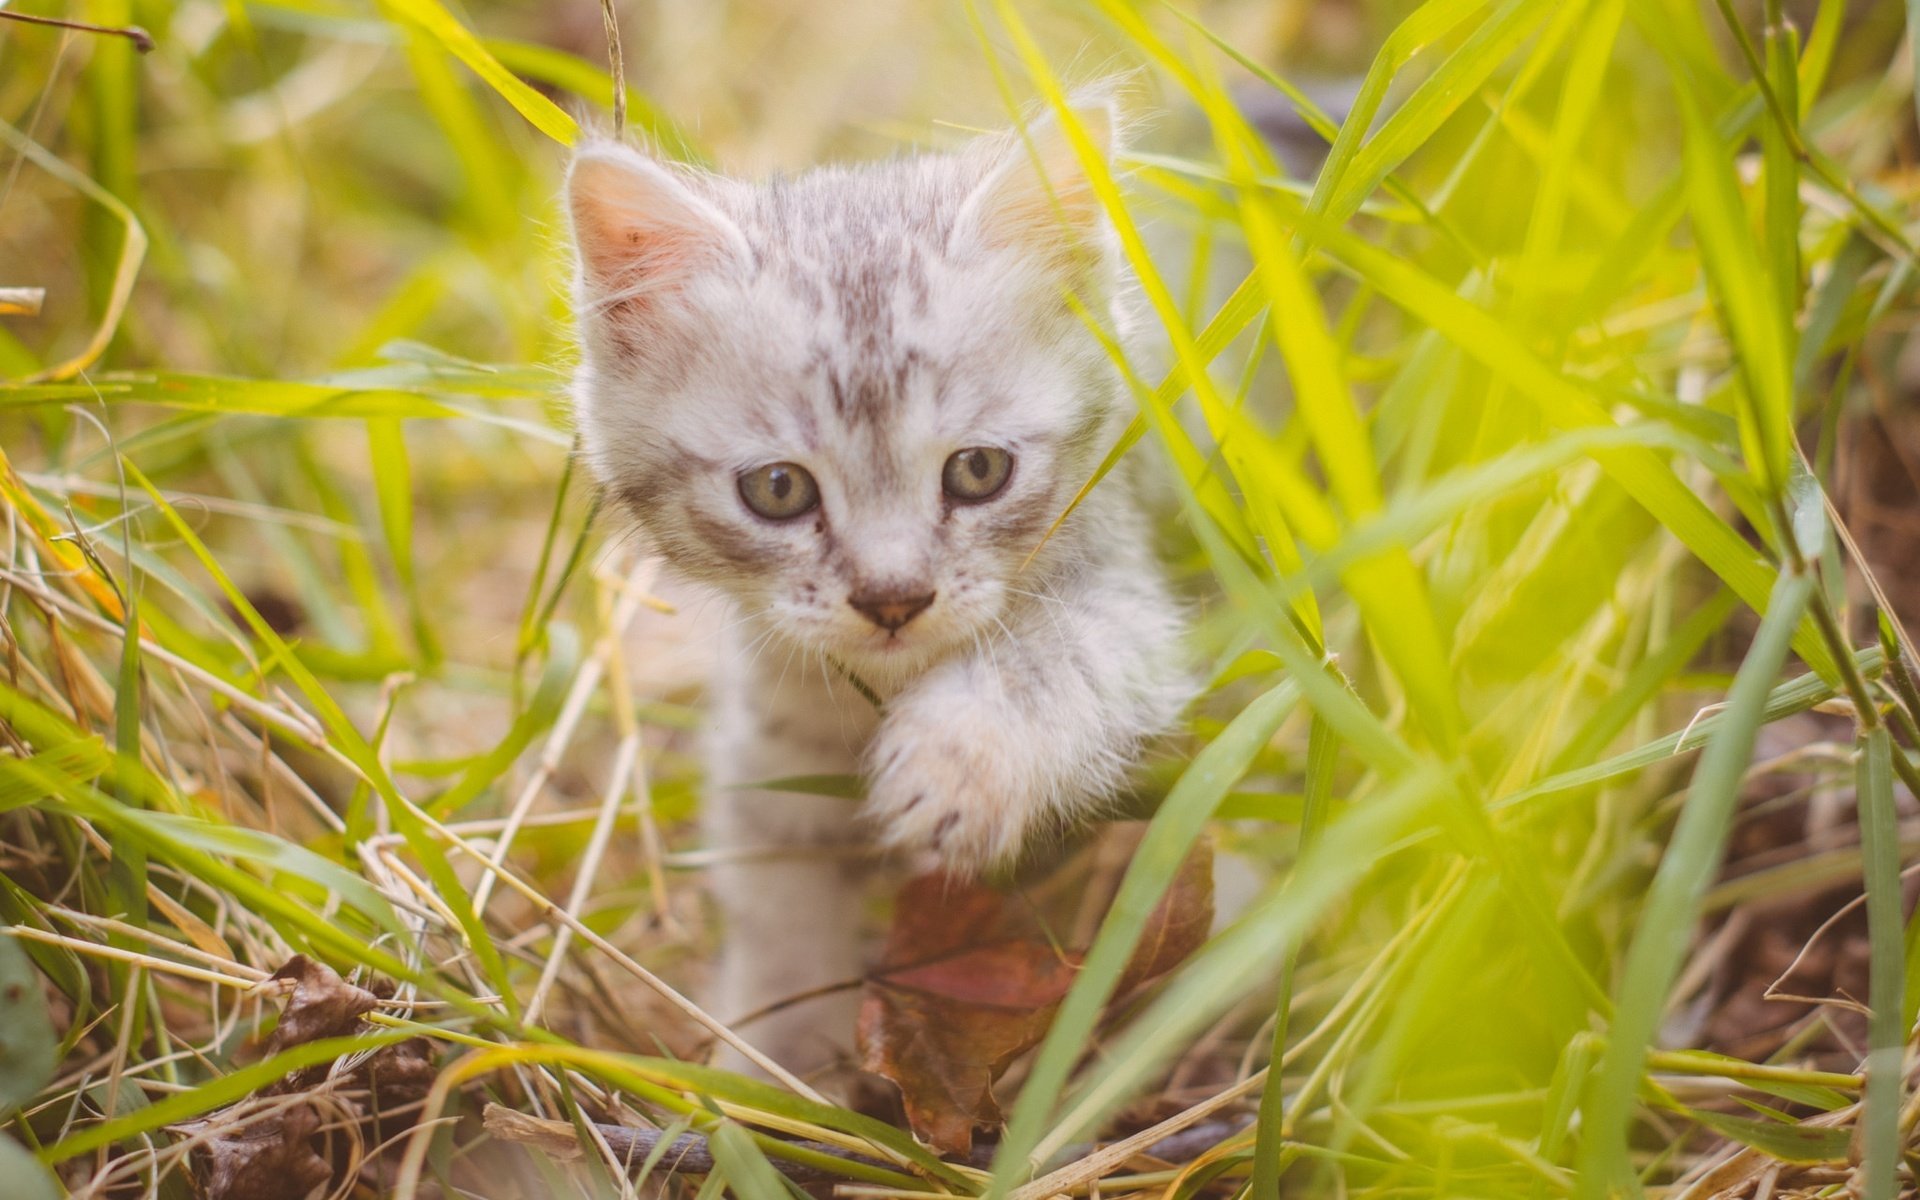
top-left (566, 144), bottom-right (746, 324)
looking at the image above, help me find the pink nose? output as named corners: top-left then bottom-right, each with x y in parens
top-left (849, 589), bottom-right (935, 631)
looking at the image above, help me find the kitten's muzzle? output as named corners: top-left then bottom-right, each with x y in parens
top-left (848, 588), bottom-right (935, 632)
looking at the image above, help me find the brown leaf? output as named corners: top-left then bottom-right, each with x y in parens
top-left (1116, 845), bottom-right (1214, 996)
top-left (179, 1101), bottom-right (333, 1200)
top-left (175, 961), bottom-right (437, 1200)
top-left (356, 1036), bottom-right (436, 1137)
top-left (860, 929), bottom-right (1076, 1154)
top-left (265, 956), bottom-right (379, 1054)
top-left (857, 842), bottom-right (1213, 1155)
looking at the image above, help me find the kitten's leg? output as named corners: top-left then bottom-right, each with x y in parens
top-left (864, 563), bottom-right (1188, 872)
top-left (705, 625), bottom-right (879, 1082)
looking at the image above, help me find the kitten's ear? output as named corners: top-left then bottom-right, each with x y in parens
top-left (953, 98), bottom-right (1117, 268)
top-left (567, 143), bottom-right (746, 324)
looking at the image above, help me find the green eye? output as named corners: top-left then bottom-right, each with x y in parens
top-left (942, 446), bottom-right (1013, 502)
top-left (738, 462), bottom-right (820, 520)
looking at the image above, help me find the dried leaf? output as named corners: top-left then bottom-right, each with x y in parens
top-left (355, 1036), bottom-right (436, 1136)
top-left (859, 928), bottom-right (1075, 1154)
top-left (483, 1104), bottom-right (589, 1162)
top-left (265, 956), bottom-right (379, 1053)
top-left (175, 961), bottom-right (434, 1200)
top-left (179, 1101), bottom-right (333, 1200)
top-left (858, 843), bottom-right (1212, 1154)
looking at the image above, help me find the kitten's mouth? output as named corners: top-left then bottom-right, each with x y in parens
top-left (838, 624), bottom-right (942, 663)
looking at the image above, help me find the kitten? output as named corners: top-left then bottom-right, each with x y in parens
top-left (565, 100), bottom-right (1188, 1080)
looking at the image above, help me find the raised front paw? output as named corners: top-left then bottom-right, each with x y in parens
top-left (863, 704), bottom-right (1046, 874)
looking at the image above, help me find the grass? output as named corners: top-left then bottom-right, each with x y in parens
top-left (3, 0), bottom-right (1920, 1196)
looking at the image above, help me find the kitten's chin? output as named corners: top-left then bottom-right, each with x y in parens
top-left (827, 628), bottom-right (960, 682)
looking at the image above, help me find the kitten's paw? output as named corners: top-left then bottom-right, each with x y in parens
top-left (864, 706), bottom-right (1045, 874)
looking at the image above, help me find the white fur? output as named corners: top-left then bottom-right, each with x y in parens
top-left (566, 103), bottom-right (1189, 1080)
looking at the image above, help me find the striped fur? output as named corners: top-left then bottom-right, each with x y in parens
top-left (567, 102), bottom-right (1188, 1080)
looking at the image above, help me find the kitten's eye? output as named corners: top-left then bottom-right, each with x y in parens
top-left (942, 447), bottom-right (1013, 503)
top-left (738, 462), bottom-right (820, 520)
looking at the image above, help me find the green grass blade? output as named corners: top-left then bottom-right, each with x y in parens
top-left (1673, 72), bottom-right (1794, 493)
top-left (1312, 0), bottom-right (1548, 230)
top-left (1314, 225), bottom-right (1835, 678)
top-left (0, 119), bottom-right (148, 384)
top-left (1030, 271), bottom-right (1268, 576)
top-left (1308, 0), bottom-right (1496, 223)
top-left (1248, 712), bottom-right (1337, 1198)
top-left (709, 1120), bottom-right (799, 1200)
top-left (372, 0), bottom-right (578, 145)
top-left (482, 37), bottom-right (705, 162)
top-left (1512, 0), bottom-right (1624, 322)
top-left (1857, 725), bottom-right (1904, 1198)
top-left (109, 543), bottom-right (148, 928)
top-left (1904, 0), bottom-right (1920, 134)
top-left (1762, 13), bottom-right (1803, 332)
top-left (987, 679), bottom-right (1302, 1195)
top-left (1499, 649), bottom-right (1870, 816)
top-left (1574, 565), bottom-right (1814, 1192)
top-left (1549, 589), bottom-right (1741, 773)
top-left (368, 417), bottom-right (439, 664)
top-left (1214, 87), bottom-right (1460, 745)
top-left (1042, 766), bottom-right (1449, 1164)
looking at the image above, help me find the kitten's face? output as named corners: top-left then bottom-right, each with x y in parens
top-left (568, 111), bottom-right (1121, 678)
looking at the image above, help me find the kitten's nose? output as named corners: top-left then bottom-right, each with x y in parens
top-left (848, 588), bottom-right (935, 632)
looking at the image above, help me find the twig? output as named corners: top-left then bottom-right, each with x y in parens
top-left (469, 554), bottom-right (661, 917)
top-left (1012, 1076), bottom-right (1263, 1200)
top-left (6, 925), bottom-right (261, 990)
top-left (43, 909), bottom-right (271, 981)
top-left (523, 730), bottom-right (638, 1024)
top-left (599, 0), bottom-right (626, 136)
top-left (601, 564), bottom-right (678, 936)
top-left (0, 10), bottom-right (154, 52)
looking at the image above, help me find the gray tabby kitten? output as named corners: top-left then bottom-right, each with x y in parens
top-left (566, 101), bottom-right (1187, 1078)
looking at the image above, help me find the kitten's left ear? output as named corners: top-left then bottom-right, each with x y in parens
top-left (953, 97), bottom-right (1118, 270)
